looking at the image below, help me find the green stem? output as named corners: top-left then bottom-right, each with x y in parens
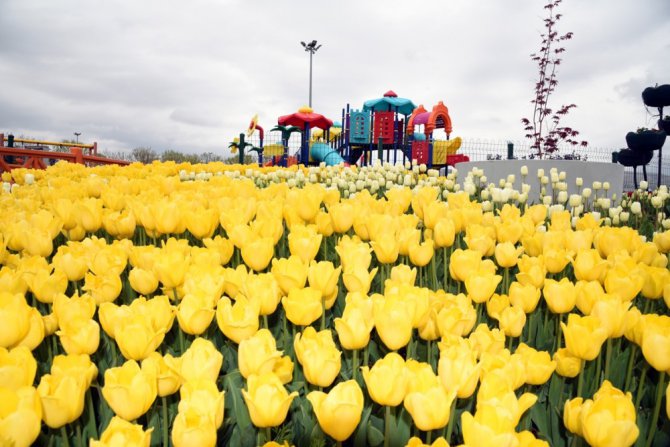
top-left (507, 335), bottom-right (514, 352)
top-left (624, 344), bottom-right (637, 392)
top-left (363, 344), bottom-right (370, 369)
top-left (427, 340), bottom-right (433, 371)
top-left (384, 405), bottom-right (395, 447)
top-left (426, 429), bottom-right (432, 445)
top-left (262, 314), bottom-right (269, 329)
top-left (86, 389), bottom-right (98, 439)
top-left (555, 313), bottom-right (563, 353)
top-left (352, 349), bottom-right (359, 382)
top-left (265, 427), bottom-right (272, 443)
top-left (576, 360), bottom-right (585, 398)
top-left (592, 349), bottom-right (602, 396)
top-left (635, 362), bottom-right (649, 409)
top-left (443, 247), bottom-right (449, 291)
top-left (162, 396), bottom-right (169, 447)
top-left (445, 398), bottom-right (457, 443)
top-left (645, 371), bottom-right (666, 447)
top-left (321, 298), bottom-right (326, 331)
top-left (61, 426), bottom-right (70, 447)
top-left (430, 255), bottom-right (438, 290)
top-left (76, 424), bottom-right (82, 447)
top-left (603, 338), bottom-right (613, 383)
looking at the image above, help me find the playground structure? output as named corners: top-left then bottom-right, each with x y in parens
top-left (0, 134), bottom-right (129, 174)
top-left (239, 90), bottom-right (469, 168)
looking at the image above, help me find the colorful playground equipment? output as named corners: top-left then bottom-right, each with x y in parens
top-left (0, 134), bottom-right (129, 174)
top-left (240, 90), bottom-right (468, 168)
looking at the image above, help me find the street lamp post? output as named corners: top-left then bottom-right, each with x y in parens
top-left (300, 40), bottom-right (322, 108)
top-left (74, 132), bottom-right (81, 143)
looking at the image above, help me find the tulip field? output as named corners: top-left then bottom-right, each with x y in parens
top-left (1, 160), bottom-right (670, 447)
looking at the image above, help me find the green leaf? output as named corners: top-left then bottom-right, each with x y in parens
top-left (367, 422), bottom-right (384, 446)
top-left (353, 404), bottom-right (373, 447)
top-left (224, 371), bottom-right (252, 431)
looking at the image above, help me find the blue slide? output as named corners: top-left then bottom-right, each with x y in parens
top-left (310, 142), bottom-right (346, 166)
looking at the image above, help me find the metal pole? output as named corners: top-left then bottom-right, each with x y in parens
top-left (309, 51), bottom-right (313, 108)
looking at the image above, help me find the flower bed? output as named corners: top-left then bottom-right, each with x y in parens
top-left (0, 161), bottom-right (669, 447)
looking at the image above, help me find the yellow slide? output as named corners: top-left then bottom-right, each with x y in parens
top-left (432, 137), bottom-right (462, 164)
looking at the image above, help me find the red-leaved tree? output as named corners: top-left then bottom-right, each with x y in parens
top-left (522, 0), bottom-right (588, 158)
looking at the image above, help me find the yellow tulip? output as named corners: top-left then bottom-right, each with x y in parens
top-left (436, 295), bottom-right (477, 338)
top-left (449, 249), bottom-right (481, 282)
top-left (498, 304), bottom-right (526, 338)
top-left (361, 352), bottom-right (408, 406)
top-left (176, 293), bottom-right (216, 335)
top-left (202, 235), bottom-right (234, 266)
top-left (515, 343), bottom-right (556, 385)
top-left (494, 242), bottom-right (524, 268)
top-left (465, 270), bottom-right (502, 304)
top-left (373, 294), bottom-right (414, 350)
top-left (37, 372), bottom-right (87, 428)
top-left (640, 265), bottom-right (670, 299)
top-left (114, 313), bottom-right (165, 361)
top-left (388, 264), bottom-right (417, 287)
top-left (90, 245), bottom-right (128, 276)
top-left (565, 229), bottom-right (594, 254)
top-left (315, 210), bottom-right (334, 236)
top-left (521, 232), bottom-right (545, 258)
top-left (272, 255), bottom-right (308, 295)
top-left (563, 397), bottom-right (583, 435)
top-left (464, 223), bottom-right (496, 257)
top-left (370, 230), bottom-right (400, 264)
top-left (0, 346), bottom-right (37, 389)
top-left (185, 207), bottom-right (218, 239)
top-left (486, 294), bottom-right (510, 320)
top-left (288, 224), bottom-right (323, 263)
top-left (575, 212), bottom-right (601, 230)
top-left (102, 360), bottom-right (157, 421)
top-left (508, 282), bottom-right (541, 314)
top-left (542, 278), bottom-right (577, 314)
top-left (553, 348), bottom-right (582, 378)
top-left (82, 272), bottom-right (122, 304)
top-left (307, 380), bottom-right (364, 442)
top-left (408, 238), bottom-right (434, 267)
top-left (281, 286), bottom-right (323, 326)
top-left (641, 317), bottom-right (670, 371)
top-left (237, 329), bottom-right (282, 379)
top-left (141, 352), bottom-right (181, 397)
top-left (0, 386), bottom-right (42, 447)
top-left (153, 248), bottom-right (189, 289)
top-left (406, 437), bottom-right (450, 447)
top-left (336, 235), bottom-right (372, 271)
top-left (128, 267), bottom-right (159, 296)
top-left (343, 266), bottom-right (378, 295)
top-left (295, 327), bottom-right (341, 387)
top-left (76, 197), bottom-right (104, 232)
top-left (479, 352), bottom-right (527, 393)
top-left (515, 255), bottom-right (546, 289)
top-left (178, 379), bottom-right (225, 428)
top-left (51, 248), bottom-right (88, 282)
top-left (433, 217), bottom-right (456, 248)
top-left (469, 324), bottom-right (505, 360)
top-left (604, 265), bottom-right (644, 302)
top-left (153, 200), bottom-right (183, 235)
top-left (0, 292), bottom-right (31, 348)
top-left (438, 345), bottom-right (480, 399)
top-left (27, 268), bottom-right (67, 304)
top-left (90, 416), bottom-right (153, 447)
top-left (328, 202), bottom-right (355, 233)
top-left (56, 316), bottom-right (100, 355)
top-left (572, 249), bottom-right (607, 282)
top-left (575, 280), bottom-right (605, 315)
top-left (171, 407), bottom-right (217, 447)
top-left (334, 292), bottom-right (374, 350)
top-left (242, 372), bottom-right (298, 428)
top-left (240, 273), bottom-right (282, 315)
top-left (171, 337), bottom-right (222, 383)
top-left (590, 298), bottom-right (630, 338)
top-left (561, 314), bottom-right (608, 361)
top-left (44, 355), bottom-right (96, 393)
top-left (461, 408), bottom-right (518, 447)
top-left (580, 381), bottom-right (639, 447)
top-left (404, 383), bottom-right (456, 431)
top-left (307, 261), bottom-right (341, 308)
top-left (216, 295), bottom-right (260, 344)
top-left (543, 248), bottom-right (572, 274)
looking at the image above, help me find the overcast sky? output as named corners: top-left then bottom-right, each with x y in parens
top-left (1, 0), bottom-right (669, 157)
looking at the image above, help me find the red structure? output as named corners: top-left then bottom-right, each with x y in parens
top-left (0, 134), bottom-right (129, 174)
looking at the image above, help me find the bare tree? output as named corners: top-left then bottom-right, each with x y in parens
top-left (521, 0), bottom-right (587, 157)
top-left (131, 147), bottom-right (159, 164)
